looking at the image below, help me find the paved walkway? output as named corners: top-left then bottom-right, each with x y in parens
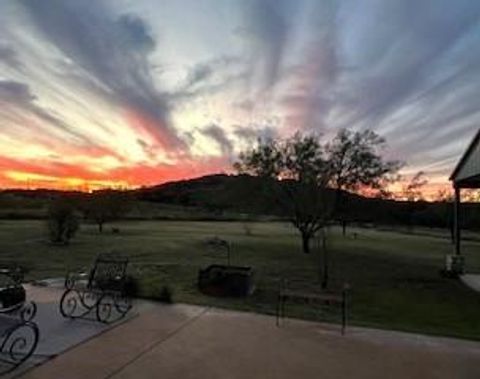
top-left (17, 287), bottom-right (480, 379)
top-left (461, 274), bottom-right (480, 293)
top-left (2, 285), bottom-right (136, 378)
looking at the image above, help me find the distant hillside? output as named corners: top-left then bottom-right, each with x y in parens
top-left (135, 174), bottom-right (480, 230)
top-left (1, 174), bottom-right (479, 229)
top-left (136, 174), bottom-right (280, 215)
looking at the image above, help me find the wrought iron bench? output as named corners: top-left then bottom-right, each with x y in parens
top-left (59, 254), bottom-right (132, 324)
top-left (0, 266), bottom-right (39, 374)
top-left (276, 279), bottom-right (350, 334)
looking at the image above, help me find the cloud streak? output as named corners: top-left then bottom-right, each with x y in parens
top-left (19, 0), bottom-right (184, 151)
top-left (0, 45), bottom-right (22, 69)
top-left (0, 79), bottom-right (101, 147)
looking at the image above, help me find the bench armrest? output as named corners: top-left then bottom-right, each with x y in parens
top-left (0, 267), bottom-right (24, 285)
top-left (64, 270), bottom-right (90, 289)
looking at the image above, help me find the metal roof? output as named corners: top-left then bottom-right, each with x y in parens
top-left (450, 127), bottom-right (480, 188)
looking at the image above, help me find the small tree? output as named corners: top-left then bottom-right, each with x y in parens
top-left (325, 129), bottom-right (402, 235)
top-left (402, 171), bottom-right (428, 202)
top-left (47, 198), bottom-right (79, 244)
top-left (402, 171), bottom-right (429, 233)
top-left (84, 191), bottom-right (131, 233)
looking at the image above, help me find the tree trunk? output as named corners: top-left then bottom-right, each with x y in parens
top-left (98, 222), bottom-right (103, 233)
top-left (335, 188), bottom-right (348, 237)
top-left (301, 231), bottom-right (311, 254)
top-left (322, 243), bottom-right (329, 289)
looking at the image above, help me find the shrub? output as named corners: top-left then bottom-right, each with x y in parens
top-left (123, 275), bottom-right (139, 297)
top-left (158, 285), bottom-right (174, 303)
top-left (47, 199), bottom-right (79, 244)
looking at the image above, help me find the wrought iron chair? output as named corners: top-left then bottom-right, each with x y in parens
top-left (59, 254), bottom-right (132, 323)
top-left (0, 265), bottom-right (39, 374)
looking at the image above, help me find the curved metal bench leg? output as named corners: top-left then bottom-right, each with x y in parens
top-left (114, 294), bottom-right (132, 318)
top-left (0, 322), bottom-right (39, 374)
top-left (96, 293), bottom-right (132, 323)
top-left (96, 293), bottom-right (114, 323)
top-left (60, 289), bottom-right (95, 319)
top-left (59, 289), bottom-right (77, 319)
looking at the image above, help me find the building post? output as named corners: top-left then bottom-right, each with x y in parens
top-left (454, 186), bottom-right (461, 256)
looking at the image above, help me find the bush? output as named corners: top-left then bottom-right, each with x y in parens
top-left (158, 285), bottom-right (174, 303)
top-left (123, 275), bottom-right (139, 297)
top-left (47, 199), bottom-right (79, 244)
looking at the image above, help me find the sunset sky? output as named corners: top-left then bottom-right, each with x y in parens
top-left (1, 0), bottom-right (480, 194)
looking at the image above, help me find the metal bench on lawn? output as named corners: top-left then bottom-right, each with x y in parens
top-left (276, 279), bottom-right (350, 334)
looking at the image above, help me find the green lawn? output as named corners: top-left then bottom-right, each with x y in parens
top-left (1, 219), bottom-right (480, 340)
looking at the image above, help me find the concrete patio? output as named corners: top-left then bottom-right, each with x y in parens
top-left (1, 284), bottom-right (138, 378)
top-left (12, 285), bottom-right (480, 379)
top-left (461, 274), bottom-right (480, 293)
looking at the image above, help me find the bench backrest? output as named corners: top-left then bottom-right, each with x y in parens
top-left (0, 264), bottom-right (24, 286)
top-left (87, 255), bottom-right (129, 291)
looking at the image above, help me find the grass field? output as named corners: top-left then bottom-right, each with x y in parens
top-left (1, 219), bottom-right (480, 340)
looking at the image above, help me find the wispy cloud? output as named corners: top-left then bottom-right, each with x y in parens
top-left (0, 44), bottom-right (23, 69)
top-left (0, 79), bottom-right (99, 146)
top-left (19, 0), bottom-right (184, 151)
top-left (201, 123), bottom-right (234, 156)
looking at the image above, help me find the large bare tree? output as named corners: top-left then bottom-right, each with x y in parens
top-left (235, 129), bottom-right (401, 252)
top-left (235, 133), bottom-right (332, 254)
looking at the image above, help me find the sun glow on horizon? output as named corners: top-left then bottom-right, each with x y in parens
top-left (4, 170), bottom-right (132, 192)
top-left (2, 168), bottom-right (466, 203)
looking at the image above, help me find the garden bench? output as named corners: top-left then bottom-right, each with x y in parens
top-left (276, 280), bottom-right (350, 334)
top-left (59, 254), bottom-right (132, 323)
top-left (0, 266), bottom-right (39, 374)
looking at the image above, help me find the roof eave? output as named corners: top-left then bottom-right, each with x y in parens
top-left (450, 127), bottom-right (480, 182)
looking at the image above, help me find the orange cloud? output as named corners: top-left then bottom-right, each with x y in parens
top-left (0, 153), bottom-right (230, 191)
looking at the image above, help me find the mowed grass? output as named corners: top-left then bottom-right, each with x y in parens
top-left (1, 219), bottom-right (480, 340)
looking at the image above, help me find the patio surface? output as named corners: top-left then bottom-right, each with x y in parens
top-left (2, 284), bottom-right (137, 378)
top-left (461, 274), bottom-right (480, 293)
top-left (14, 286), bottom-right (480, 379)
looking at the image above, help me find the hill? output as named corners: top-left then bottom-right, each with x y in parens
top-left (136, 174), bottom-right (279, 215)
top-left (135, 174), bottom-right (479, 230)
top-left (0, 174), bottom-right (479, 229)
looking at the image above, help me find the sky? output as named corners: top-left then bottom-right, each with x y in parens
top-left (1, 0), bottom-right (480, 195)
